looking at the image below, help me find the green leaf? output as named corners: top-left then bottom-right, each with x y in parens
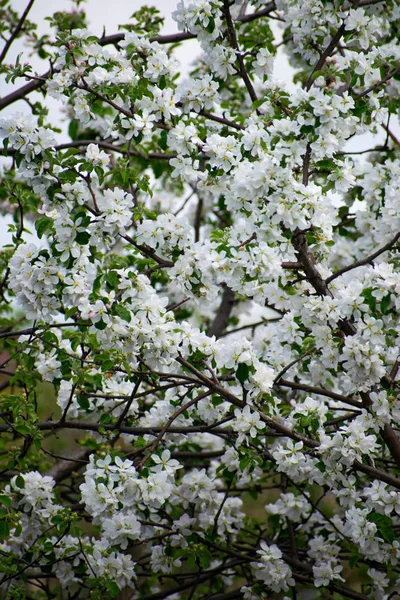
top-left (15, 475), bottom-right (25, 489)
top-left (101, 359), bottom-right (115, 372)
top-left (107, 582), bottom-right (120, 598)
top-left (252, 98), bottom-right (266, 111)
top-left (380, 293), bottom-right (392, 314)
top-left (100, 413), bottom-right (112, 424)
top-left (68, 120), bottom-right (79, 141)
top-left (75, 231), bottom-right (90, 245)
top-left (77, 395), bottom-right (90, 410)
top-left (367, 513), bottom-right (395, 543)
top-left (315, 159), bottom-right (335, 169)
top-left (349, 553), bottom-right (361, 568)
top-left (114, 304), bottom-right (132, 322)
top-left (35, 216), bottom-right (53, 239)
top-left (159, 129), bottom-right (168, 151)
top-left (15, 424), bottom-right (30, 435)
top-left (0, 520), bottom-right (9, 538)
top-left (187, 553), bottom-right (196, 569)
top-left (198, 548), bottom-right (212, 568)
top-left (105, 271), bottom-right (119, 290)
top-left (239, 455), bottom-right (250, 472)
top-left (236, 363), bottom-right (249, 384)
top-left (0, 495), bottom-right (11, 508)
top-left (205, 16), bottom-right (215, 33)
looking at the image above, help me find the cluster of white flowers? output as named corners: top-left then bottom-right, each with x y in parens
top-left (250, 542), bottom-right (295, 592)
top-left (308, 535), bottom-right (345, 587)
top-left (9, 244), bottom-right (62, 320)
top-left (136, 213), bottom-right (192, 255)
top-left (265, 492), bottom-right (311, 522)
top-left (0, 113), bottom-right (55, 161)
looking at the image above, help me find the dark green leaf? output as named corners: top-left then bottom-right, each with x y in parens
top-left (0, 520), bottom-right (9, 538)
top-left (114, 304), bottom-right (132, 322)
top-left (236, 363), bottom-right (249, 384)
top-left (35, 216), bottom-right (53, 239)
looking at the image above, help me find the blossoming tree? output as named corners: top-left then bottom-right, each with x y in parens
top-left (0, 0), bottom-right (400, 597)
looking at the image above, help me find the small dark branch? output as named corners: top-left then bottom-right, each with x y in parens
top-left (239, 0), bottom-right (248, 18)
top-left (207, 285), bottom-right (236, 339)
top-left (302, 143), bottom-right (311, 186)
top-left (382, 360), bottom-right (400, 389)
top-left (382, 424), bottom-right (400, 471)
top-left (198, 535), bottom-right (251, 562)
top-left (358, 0), bottom-right (386, 4)
top-left (101, 4), bottom-right (278, 47)
top-left (353, 461), bottom-right (400, 490)
top-left (54, 140), bottom-right (175, 160)
top-left (222, 0), bottom-right (258, 104)
top-left (196, 591), bottom-right (243, 600)
top-left (305, 23), bottom-right (346, 91)
top-left (289, 571), bottom-right (368, 600)
top-left (45, 448), bottom-right (91, 483)
top-left (200, 110), bottom-right (244, 130)
top-left (381, 122), bottom-right (400, 147)
top-left (0, 194), bottom-right (24, 302)
top-left (277, 378), bottom-right (363, 409)
top-left (0, 72), bottom-right (47, 111)
top-left (239, 2), bottom-right (276, 23)
top-left (273, 348), bottom-right (315, 384)
top-left (59, 381), bottom-right (80, 424)
top-left (325, 231), bottom-right (400, 284)
top-left (136, 390), bottom-right (211, 470)
top-left (275, 34), bottom-right (293, 49)
top-left (292, 230), bottom-right (332, 297)
top-left (0, 0), bottom-right (36, 65)
top-left (336, 146), bottom-right (392, 156)
top-left (173, 450), bottom-right (225, 459)
top-left (115, 376), bottom-right (143, 429)
top-left (173, 190), bottom-right (196, 216)
top-left (77, 80), bottom-right (134, 119)
top-left (0, 380), bottom-right (11, 393)
top-left (0, 321), bottom-right (88, 341)
top-left (98, 31), bottom-right (196, 48)
top-left (194, 195), bottom-right (203, 242)
top-left (211, 479), bottom-right (233, 537)
top-left (282, 261), bottom-right (302, 269)
top-left (219, 318), bottom-right (279, 338)
top-left (122, 235), bottom-right (174, 267)
top-left (176, 355), bottom-right (319, 448)
top-left (142, 560), bottom-right (245, 600)
top-left (0, 420), bottom-right (230, 436)
top-left (325, 412), bottom-right (360, 427)
top-left (166, 298), bottom-right (190, 312)
top-left (237, 232), bottom-right (257, 248)
top-left (383, 113), bottom-right (391, 148)
top-left (287, 520), bottom-right (298, 560)
top-left (353, 65), bottom-right (400, 101)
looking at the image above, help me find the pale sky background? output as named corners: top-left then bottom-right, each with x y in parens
top-left (1, 0), bottom-right (398, 245)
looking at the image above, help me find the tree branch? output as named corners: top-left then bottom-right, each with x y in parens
top-left (222, 0), bottom-right (258, 104)
top-left (207, 285), bottom-right (236, 339)
top-left (0, 0), bottom-right (36, 65)
top-left (326, 230), bottom-right (400, 284)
